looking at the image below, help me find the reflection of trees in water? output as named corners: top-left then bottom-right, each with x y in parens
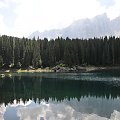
top-left (0, 75), bottom-right (120, 105)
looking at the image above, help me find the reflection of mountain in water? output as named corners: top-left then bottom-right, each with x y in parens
top-left (0, 72), bottom-right (120, 105)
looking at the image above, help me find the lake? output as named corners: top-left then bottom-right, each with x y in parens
top-left (1, 70), bottom-right (120, 120)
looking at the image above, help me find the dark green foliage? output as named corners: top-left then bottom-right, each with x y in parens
top-left (0, 55), bottom-right (3, 67)
top-left (0, 35), bottom-right (120, 68)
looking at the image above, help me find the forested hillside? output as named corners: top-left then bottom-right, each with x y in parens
top-left (0, 35), bottom-right (120, 68)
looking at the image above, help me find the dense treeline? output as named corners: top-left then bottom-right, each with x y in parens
top-left (0, 35), bottom-right (120, 68)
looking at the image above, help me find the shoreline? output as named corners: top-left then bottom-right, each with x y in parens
top-left (0, 68), bottom-right (53, 74)
top-left (0, 66), bottom-right (120, 74)
top-left (0, 66), bottom-right (120, 78)
top-left (16, 68), bottom-right (53, 73)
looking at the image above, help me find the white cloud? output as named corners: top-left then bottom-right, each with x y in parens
top-left (0, 0), bottom-right (119, 37)
top-left (12, 0), bottom-right (105, 37)
top-left (0, 104), bottom-right (6, 120)
top-left (16, 100), bottom-right (120, 120)
top-left (97, 0), bottom-right (115, 8)
top-left (106, 0), bottom-right (120, 20)
top-left (0, 0), bottom-right (18, 36)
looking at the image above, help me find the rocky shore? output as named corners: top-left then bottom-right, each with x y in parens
top-left (52, 65), bottom-right (120, 73)
top-left (52, 65), bottom-right (85, 72)
top-left (0, 66), bottom-right (120, 76)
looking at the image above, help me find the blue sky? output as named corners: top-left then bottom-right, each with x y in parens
top-left (0, 0), bottom-right (119, 37)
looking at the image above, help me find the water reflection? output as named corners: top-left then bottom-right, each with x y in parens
top-left (1, 99), bottom-right (120, 120)
top-left (0, 72), bottom-right (120, 119)
top-left (0, 73), bottom-right (120, 104)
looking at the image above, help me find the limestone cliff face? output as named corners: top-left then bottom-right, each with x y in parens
top-left (29, 14), bottom-right (120, 39)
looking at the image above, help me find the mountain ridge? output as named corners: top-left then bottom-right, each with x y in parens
top-left (29, 14), bottom-right (120, 39)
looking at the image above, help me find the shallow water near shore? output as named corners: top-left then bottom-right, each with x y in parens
top-left (1, 70), bottom-right (120, 120)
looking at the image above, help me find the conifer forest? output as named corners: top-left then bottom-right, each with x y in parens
top-left (0, 35), bottom-right (120, 68)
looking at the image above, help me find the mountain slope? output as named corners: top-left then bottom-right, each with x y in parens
top-left (29, 14), bottom-right (120, 39)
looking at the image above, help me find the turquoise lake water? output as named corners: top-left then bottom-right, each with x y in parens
top-left (0, 70), bottom-right (120, 120)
